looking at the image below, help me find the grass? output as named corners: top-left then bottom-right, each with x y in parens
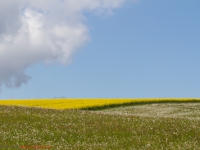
top-left (1, 101), bottom-right (200, 149)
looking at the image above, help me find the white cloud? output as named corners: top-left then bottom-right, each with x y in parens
top-left (0, 0), bottom-right (132, 89)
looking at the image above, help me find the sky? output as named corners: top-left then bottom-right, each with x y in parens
top-left (0, 0), bottom-right (200, 99)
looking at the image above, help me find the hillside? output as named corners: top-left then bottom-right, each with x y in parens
top-left (0, 103), bottom-right (200, 149)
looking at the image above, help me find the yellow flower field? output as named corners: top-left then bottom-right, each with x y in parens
top-left (0, 98), bottom-right (200, 110)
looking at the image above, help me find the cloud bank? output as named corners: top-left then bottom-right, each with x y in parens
top-left (0, 0), bottom-right (129, 88)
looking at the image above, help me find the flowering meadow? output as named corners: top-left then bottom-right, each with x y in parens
top-left (1, 98), bottom-right (200, 149)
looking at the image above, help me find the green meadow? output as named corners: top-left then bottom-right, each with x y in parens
top-left (1, 100), bottom-right (200, 149)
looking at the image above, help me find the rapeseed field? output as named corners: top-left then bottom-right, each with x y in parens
top-left (0, 98), bottom-right (200, 110)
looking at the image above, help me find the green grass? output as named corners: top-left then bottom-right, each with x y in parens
top-left (1, 103), bottom-right (200, 149)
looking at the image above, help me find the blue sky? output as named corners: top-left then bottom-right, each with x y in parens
top-left (1, 0), bottom-right (200, 99)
